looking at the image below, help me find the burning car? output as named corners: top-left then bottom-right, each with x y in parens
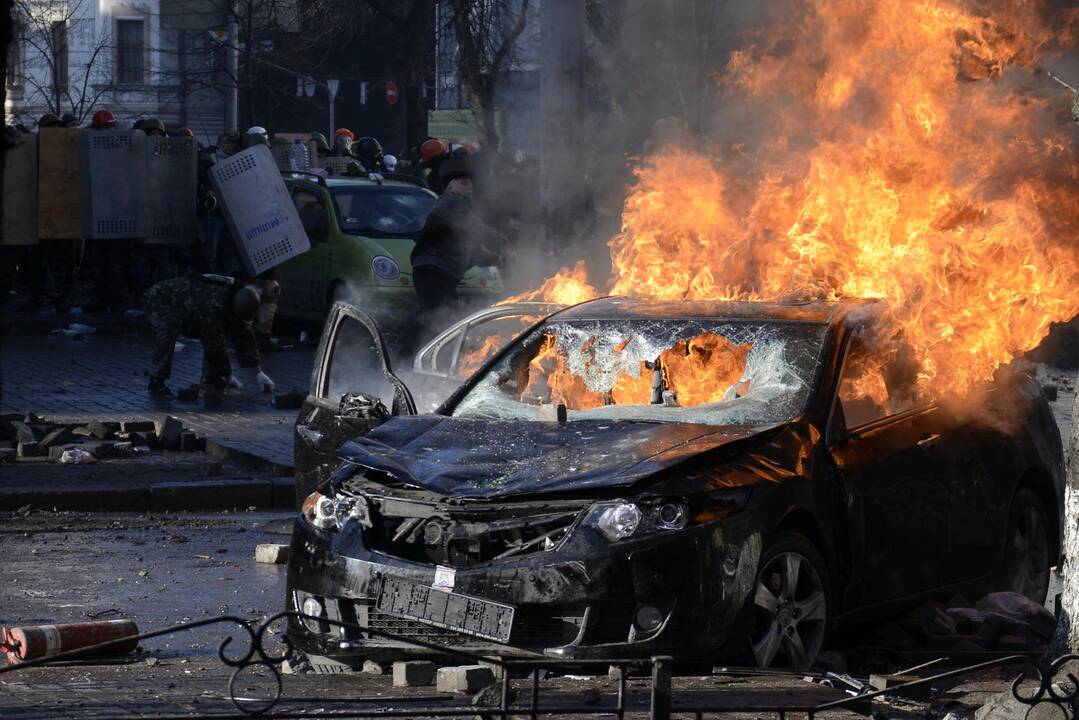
top-left (285, 298), bottom-right (1063, 670)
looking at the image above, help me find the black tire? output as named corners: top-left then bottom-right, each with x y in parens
top-left (748, 531), bottom-right (830, 670)
top-left (997, 487), bottom-right (1051, 604)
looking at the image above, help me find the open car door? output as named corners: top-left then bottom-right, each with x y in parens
top-left (293, 302), bottom-right (415, 507)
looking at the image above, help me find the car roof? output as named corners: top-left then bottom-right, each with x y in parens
top-left (552, 296), bottom-right (880, 326)
top-left (285, 174), bottom-right (431, 191)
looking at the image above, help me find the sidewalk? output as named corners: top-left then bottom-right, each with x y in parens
top-left (1, 328), bottom-right (314, 474)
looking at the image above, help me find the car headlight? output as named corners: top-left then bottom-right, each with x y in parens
top-left (588, 502), bottom-right (642, 542)
top-left (302, 490), bottom-right (368, 531)
top-left (654, 501), bottom-right (688, 530)
top-left (371, 255), bottom-right (400, 280)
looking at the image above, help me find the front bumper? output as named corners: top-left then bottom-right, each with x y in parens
top-left (285, 510), bottom-right (762, 664)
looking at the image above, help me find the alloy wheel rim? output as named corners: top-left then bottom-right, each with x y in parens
top-left (750, 551), bottom-right (826, 669)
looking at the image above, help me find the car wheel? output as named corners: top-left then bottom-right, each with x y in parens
top-left (998, 488), bottom-right (1051, 604)
top-left (749, 531), bottom-right (829, 670)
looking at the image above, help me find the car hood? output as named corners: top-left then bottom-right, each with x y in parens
top-left (336, 415), bottom-right (778, 498)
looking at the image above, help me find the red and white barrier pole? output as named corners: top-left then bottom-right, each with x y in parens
top-left (0, 619), bottom-right (139, 664)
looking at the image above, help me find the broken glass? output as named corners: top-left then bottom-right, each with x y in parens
top-left (452, 319), bottom-right (829, 426)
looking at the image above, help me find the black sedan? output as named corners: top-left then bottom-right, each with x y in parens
top-left (285, 298), bottom-right (1063, 671)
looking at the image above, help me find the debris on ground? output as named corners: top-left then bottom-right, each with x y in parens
top-left (872, 592), bottom-right (1053, 653)
top-left (59, 448), bottom-right (97, 464)
top-left (436, 665), bottom-right (497, 694)
top-left (393, 660), bottom-right (436, 687)
top-left (0, 414), bottom-right (208, 464)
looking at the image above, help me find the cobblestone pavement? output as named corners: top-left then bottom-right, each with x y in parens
top-left (1, 330), bottom-right (314, 469)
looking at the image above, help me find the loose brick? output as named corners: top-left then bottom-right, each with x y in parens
top-left (254, 544), bottom-right (289, 564)
top-left (17, 441), bottom-right (44, 458)
top-left (393, 661), bottom-right (435, 687)
top-left (436, 665), bottom-right (496, 694)
top-left (40, 427), bottom-right (76, 448)
top-left (155, 416), bottom-right (183, 450)
top-left (122, 420), bottom-right (156, 433)
top-left (87, 420), bottom-right (114, 440)
top-left (180, 432), bottom-right (205, 452)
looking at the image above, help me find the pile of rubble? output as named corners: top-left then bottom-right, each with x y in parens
top-left (0, 413), bottom-right (206, 464)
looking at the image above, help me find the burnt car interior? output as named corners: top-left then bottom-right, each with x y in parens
top-left (452, 318), bottom-right (828, 426)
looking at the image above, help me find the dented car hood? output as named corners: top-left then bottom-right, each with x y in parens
top-left (336, 415), bottom-right (776, 498)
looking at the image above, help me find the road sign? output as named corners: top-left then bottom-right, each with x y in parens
top-left (386, 80), bottom-right (399, 105)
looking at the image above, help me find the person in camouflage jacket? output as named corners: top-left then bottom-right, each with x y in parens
top-left (142, 274), bottom-right (275, 396)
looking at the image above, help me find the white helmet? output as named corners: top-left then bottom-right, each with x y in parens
top-left (245, 125), bottom-right (267, 135)
top-left (383, 154), bottom-right (398, 171)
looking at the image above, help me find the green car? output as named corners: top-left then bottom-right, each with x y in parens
top-left (276, 174), bottom-right (503, 326)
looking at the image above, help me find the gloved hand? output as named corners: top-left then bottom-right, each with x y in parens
top-left (227, 374), bottom-right (243, 390)
top-left (255, 370), bottom-right (275, 392)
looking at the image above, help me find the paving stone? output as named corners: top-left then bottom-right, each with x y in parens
top-left (86, 419), bottom-right (115, 439)
top-left (254, 544), bottom-right (289, 564)
top-left (17, 441), bottom-right (44, 458)
top-left (393, 661), bottom-right (435, 687)
top-left (362, 660), bottom-right (387, 675)
top-left (155, 416), bottom-right (184, 450)
top-left (436, 665), bottom-right (496, 694)
top-left (40, 426), bottom-right (76, 448)
top-left (180, 432), bottom-right (206, 452)
top-left (122, 420), bottom-right (156, 433)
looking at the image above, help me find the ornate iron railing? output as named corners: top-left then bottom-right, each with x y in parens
top-left (0, 611), bottom-right (1072, 719)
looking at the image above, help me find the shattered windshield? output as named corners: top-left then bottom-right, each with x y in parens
top-left (451, 319), bottom-right (828, 426)
top-left (330, 186), bottom-right (435, 236)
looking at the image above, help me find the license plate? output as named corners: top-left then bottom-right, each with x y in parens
top-left (376, 577), bottom-right (515, 643)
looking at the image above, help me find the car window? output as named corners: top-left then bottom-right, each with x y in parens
top-left (322, 314), bottom-right (392, 406)
top-left (330, 185), bottom-right (436, 236)
top-left (837, 330), bottom-right (920, 430)
top-left (451, 318), bottom-right (828, 426)
top-left (293, 188), bottom-right (328, 242)
top-left (456, 313), bottom-right (546, 378)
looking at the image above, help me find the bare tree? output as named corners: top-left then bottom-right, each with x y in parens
top-left (9, 0), bottom-right (114, 125)
top-left (444, 0), bottom-right (531, 149)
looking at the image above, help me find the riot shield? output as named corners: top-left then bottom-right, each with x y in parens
top-left (2, 134), bottom-right (38, 245)
top-left (37, 128), bottom-right (82, 239)
top-left (209, 144), bottom-right (311, 276)
top-left (79, 130), bottom-right (150, 239)
top-left (146, 136), bottom-right (197, 244)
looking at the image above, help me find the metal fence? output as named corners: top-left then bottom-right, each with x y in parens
top-left (0, 611), bottom-right (1072, 719)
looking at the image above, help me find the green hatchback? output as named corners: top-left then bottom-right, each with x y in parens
top-left (275, 174), bottom-right (503, 326)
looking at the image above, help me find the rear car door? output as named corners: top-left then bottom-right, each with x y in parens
top-left (827, 335), bottom-right (950, 609)
top-left (293, 302), bottom-right (415, 507)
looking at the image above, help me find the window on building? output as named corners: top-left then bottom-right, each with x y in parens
top-left (51, 20), bottom-right (68, 92)
top-left (117, 18), bottom-right (145, 84)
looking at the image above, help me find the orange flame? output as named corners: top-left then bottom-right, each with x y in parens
top-left (519, 332), bottom-right (752, 411)
top-left (511, 0), bottom-right (1079, 401)
top-left (499, 260), bottom-right (600, 306)
top-left (458, 335), bottom-right (504, 378)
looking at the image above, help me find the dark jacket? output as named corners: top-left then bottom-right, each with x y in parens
top-left (410, 192), bottom-right (504, 282)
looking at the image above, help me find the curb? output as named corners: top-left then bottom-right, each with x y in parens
top-left (0, 476), bottom-right (297, 513)
top-left (206, 440), bottom-right (294, 476)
